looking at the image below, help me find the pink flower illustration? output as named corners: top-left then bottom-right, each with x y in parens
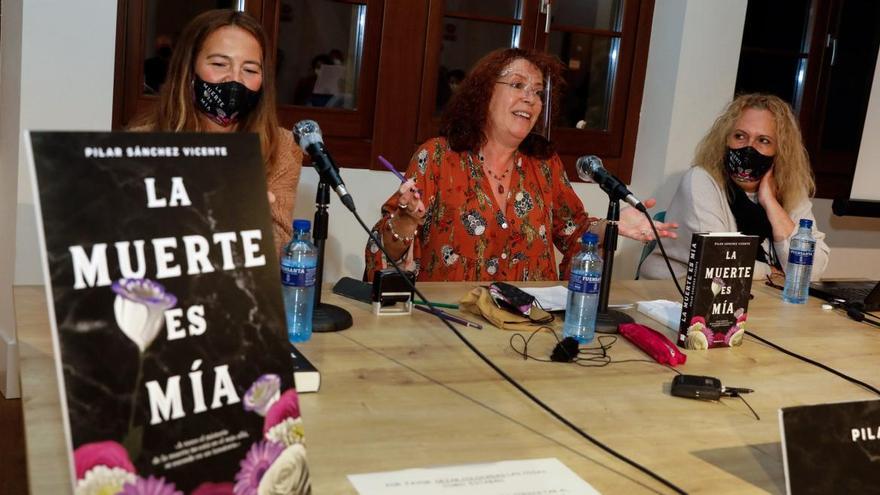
top-left (263, 389), bottom-right (301, 435)
top-left (73, 440), bottom-right (136, 480)
top-left (190, 482), bottom-right (235, 495)
top-left (190, 482), bottom-right (234, 495)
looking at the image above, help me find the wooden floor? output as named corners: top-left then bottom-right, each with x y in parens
top-left (0, 394), bottom-right (28, 494)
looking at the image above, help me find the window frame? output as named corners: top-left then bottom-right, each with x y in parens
top-left (113, 0), bottom-right (655, 184)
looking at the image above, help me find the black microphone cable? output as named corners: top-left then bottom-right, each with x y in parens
top-left (347, 208), bottom-right (688, 495)
top-left (744, 330), bottom-right (880, 396)
top-left (642, 211), bottom-right (684, 298)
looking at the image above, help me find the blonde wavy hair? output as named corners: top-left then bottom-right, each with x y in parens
top-left (132, 10), bottom-right (281, 173)
top-left (693, 93), bottom-right (815, 211)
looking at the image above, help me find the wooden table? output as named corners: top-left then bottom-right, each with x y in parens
top-left (15, 281), bottom-right (880, 494)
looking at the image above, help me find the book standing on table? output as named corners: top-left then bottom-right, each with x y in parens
top-left (679, 232), bottom-right (759, 350)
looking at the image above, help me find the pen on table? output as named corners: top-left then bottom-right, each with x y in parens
top-left (414, 304), bottom-right (483, 330)
top-left (413, 299), bottom-right (459, 309)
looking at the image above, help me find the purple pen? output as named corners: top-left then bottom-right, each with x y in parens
top-left (378, 155), bottom-right (407, 183)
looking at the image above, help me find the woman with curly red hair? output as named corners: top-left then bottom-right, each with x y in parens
top-left (364, 48), bottom-right (675, 281)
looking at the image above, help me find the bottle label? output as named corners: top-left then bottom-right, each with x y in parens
top-left (568, 272), bottom-right (601, 294)
top-left (281, 265), bottom-right (316, 287)
top-left (788, 249), bottom-right (813, 266)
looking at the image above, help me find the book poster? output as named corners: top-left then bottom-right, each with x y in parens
top-left (28, 132), bottom-right (306, 494)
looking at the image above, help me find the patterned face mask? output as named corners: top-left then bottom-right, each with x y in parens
top-left (193, 75), bottom-right (261, 126)
top-left (724, 146), bottom-right (774, 183)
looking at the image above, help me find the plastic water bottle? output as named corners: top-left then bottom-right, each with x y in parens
top-left (783, 219), bottom-right (816, 304)
top-left (563, 232), bottom-right (603, 344)
top-left (281, 219), bottom-right (317, 342)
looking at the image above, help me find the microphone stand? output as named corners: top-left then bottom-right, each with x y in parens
top-left (311, 181), bottom-right (353, 332)
top-left (596, 198), bottom-right (634, 333)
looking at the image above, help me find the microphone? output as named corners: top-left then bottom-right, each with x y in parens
top-left (576, 155), bottom-right (646, 212)
top-left (292, 120), bottom-right (355, 212)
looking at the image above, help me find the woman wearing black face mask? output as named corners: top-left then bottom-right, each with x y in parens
top-left (642, 93), bottom-right (830, 280)
top-left (131, 9), bottom-right (303, 257)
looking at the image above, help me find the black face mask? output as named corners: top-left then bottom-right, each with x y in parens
top-left (193, 75), bottom-right (261, 127)
top-left (724, 146), bottom-right (774, 183)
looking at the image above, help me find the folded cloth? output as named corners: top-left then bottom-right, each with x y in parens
top-left (619, 322), bottom-right (687, 366)
top-left (460, 286), bottom-right (553, 331)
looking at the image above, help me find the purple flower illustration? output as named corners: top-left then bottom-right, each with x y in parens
top-left (112, 278), bottom-right (177, 352)
top-left (120, 475), bottom-right (183, 495)
top-left (234, 441), bottom-right (285, 495)
top-left (74, 440), bottom-right (136, 480)
top-left (243, 374), bottom-right (281, 417)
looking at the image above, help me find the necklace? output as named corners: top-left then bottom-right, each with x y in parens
top-left (479, 152), bottom-right (515, 194)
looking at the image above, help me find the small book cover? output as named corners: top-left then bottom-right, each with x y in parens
top-left (291, 347), bottom-right (320, 393)
top-left (678, 232), bottom-right (759, 349)
top-left (27, 132), bottom-right (309, 493)
top-left (779, 400), bottom-right (880, 494)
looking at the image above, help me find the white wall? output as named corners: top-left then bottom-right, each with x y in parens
top-left (1, 1), bottom-right (118, 397)
top-left (851, 54), bottom-right (880, 202)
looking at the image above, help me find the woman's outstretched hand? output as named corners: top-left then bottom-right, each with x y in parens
top-left (618, 198), bottom-right (678, 243)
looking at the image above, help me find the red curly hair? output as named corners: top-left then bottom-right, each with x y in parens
top-left (439, 48), bottom-right (565, 159)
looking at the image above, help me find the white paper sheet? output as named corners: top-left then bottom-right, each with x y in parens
top-left (348, 458), bottom-right (600, 495)
top-left (636, 299), bottom-right (682, 330)
top-left (521, 286), bottom-right (569, 311)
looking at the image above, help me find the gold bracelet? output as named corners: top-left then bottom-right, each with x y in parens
top-left (386, 212), bottom-right (416, 244)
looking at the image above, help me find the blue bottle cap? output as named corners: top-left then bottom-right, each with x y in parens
top-left (292, 219), bottom-right (311, 232)
top-left (582, 232), bottom-right (599, 244)
top-left (799, 219), bottom-right (813, 229)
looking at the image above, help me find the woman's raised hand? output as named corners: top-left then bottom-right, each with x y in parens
top-left (618, 198), bottom-right (678, 243)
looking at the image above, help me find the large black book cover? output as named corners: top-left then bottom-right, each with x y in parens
top-left (779, 400), bottom-right (880, 494)
top-left (27, 132), bottom-right (308, 493)
top-left (678, 233), bottom-right (759, 349)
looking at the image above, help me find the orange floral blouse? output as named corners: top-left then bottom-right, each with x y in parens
top-left (365, 137), bottom-right (598, 281)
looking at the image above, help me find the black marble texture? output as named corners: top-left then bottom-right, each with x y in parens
top-left (781, 399), bottom-right (880, 493)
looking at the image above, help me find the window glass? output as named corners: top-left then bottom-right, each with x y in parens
top-left (435, 18), bottom-right (520, 114)
top-left (552, 0), bottom-right (622, 31)
top-left (275, 0), bottom-right (367, 109)
top-left (741, 0), bottom-right (811, 52)
top-left (548, 33), bottom-right (618, 130)
top-left (142, 0), bottom-right (236, 95)
top-left (736, 54), bottom-right (805, 109)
